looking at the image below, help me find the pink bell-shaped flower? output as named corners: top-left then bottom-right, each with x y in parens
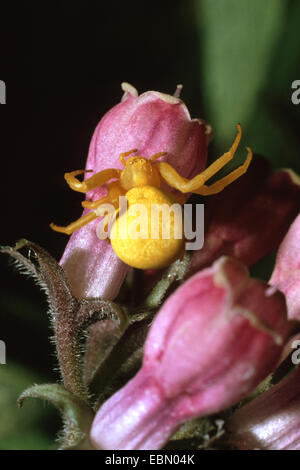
top-left (90, 256), bottom-right (288, 450)
top-left (227, 362), bottom-right (300, 450)
top-left (60, 83), bottom-right (210, 299)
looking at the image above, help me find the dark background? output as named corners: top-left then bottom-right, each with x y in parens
top-left (0, 0), bottom-right (299, 449)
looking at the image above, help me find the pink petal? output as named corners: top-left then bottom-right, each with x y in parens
top-left (228, 363), bottom-right (300, 450)
top-left (60, 83), bottom-right (210, 299)
top-left (270, 213), bottom-right (300, 321)
top-left (91, 257), bottom-right (288, 449)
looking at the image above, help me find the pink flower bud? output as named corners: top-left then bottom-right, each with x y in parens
top-left (60, 83), bottom-right (210, 299)
top-left (269, 213), bottom-right (300, 321)
top-left (190, 156), bottom-right (300, 275)
top-left (227, 363), bottom-right (300, 450)
top-left (90, 257), bottom-right (288, 450)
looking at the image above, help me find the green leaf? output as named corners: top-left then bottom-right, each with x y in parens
top-left (1, 240), bottom-right (128, 405)
top-left (196, 0), bottom-right (285, 149)
top-left (18, 383), bottom-right (94, 450)
top-left (0, 363), bottom-right (56, 450)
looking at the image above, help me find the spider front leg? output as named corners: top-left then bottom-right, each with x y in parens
top-left (196, 146), bottom-right (252, 195)
top-left (81, 195), bottom-right (110, 209)
top-left (50, 210), bottom-right (99, 235)
top-left (50, 184), bottom-right (123, 235)
top-left (65, 168), bottom-right (121, 193)
top-left (157, 124), bottom-right (250, 194)
top-left (119, 149), bottom-right (138, 166)
top-left (82, 181), bottom-right (125, 209)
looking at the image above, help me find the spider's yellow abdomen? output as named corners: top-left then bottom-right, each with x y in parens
top-left (110, 186), bottom-right (184, 270)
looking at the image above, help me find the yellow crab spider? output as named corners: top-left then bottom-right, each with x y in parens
top-left (50, 125), bottom-right (252, 269)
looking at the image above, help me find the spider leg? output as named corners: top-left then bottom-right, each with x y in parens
top-left (50, 211), bottom-right (99, 235)
top-left (157, 124), bottom-right (245, 193)
top-left (82, 195), bottom-right (111, 209)
top-left (119, 149), bottom-right (138, 166)
top-left (149, 152), bottom-right (167, 162)
top-left (195, 124), bottom-right (242, 187)
top-left (163, 190), bottom-right (188, 205)
top-left (106, 181), bottom-right (125, 208)
top-left (82, 181), bottom-right (124, 210)
top-left (155, 161), bottom-right (189, 192)
top-left (98, 208), bottom-right (120, 242)
top-left (50, 179), bottom-right (124, 236)
top-left (65, 168), bottom-right (121, 193)
top-left (195, 147), bottom-right (253, 195)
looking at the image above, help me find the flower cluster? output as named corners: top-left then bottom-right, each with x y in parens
top-left (91, 256), bottom-right (288, 450)
top-left (2, 84), bottom-right (299, 450)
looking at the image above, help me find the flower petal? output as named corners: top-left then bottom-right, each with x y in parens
top-left (270, 213), bottom-right (300, 321)
top-left (90, 257), bottom-right (288, 450)
top-left (60, 84), bottom-right (210, 299)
